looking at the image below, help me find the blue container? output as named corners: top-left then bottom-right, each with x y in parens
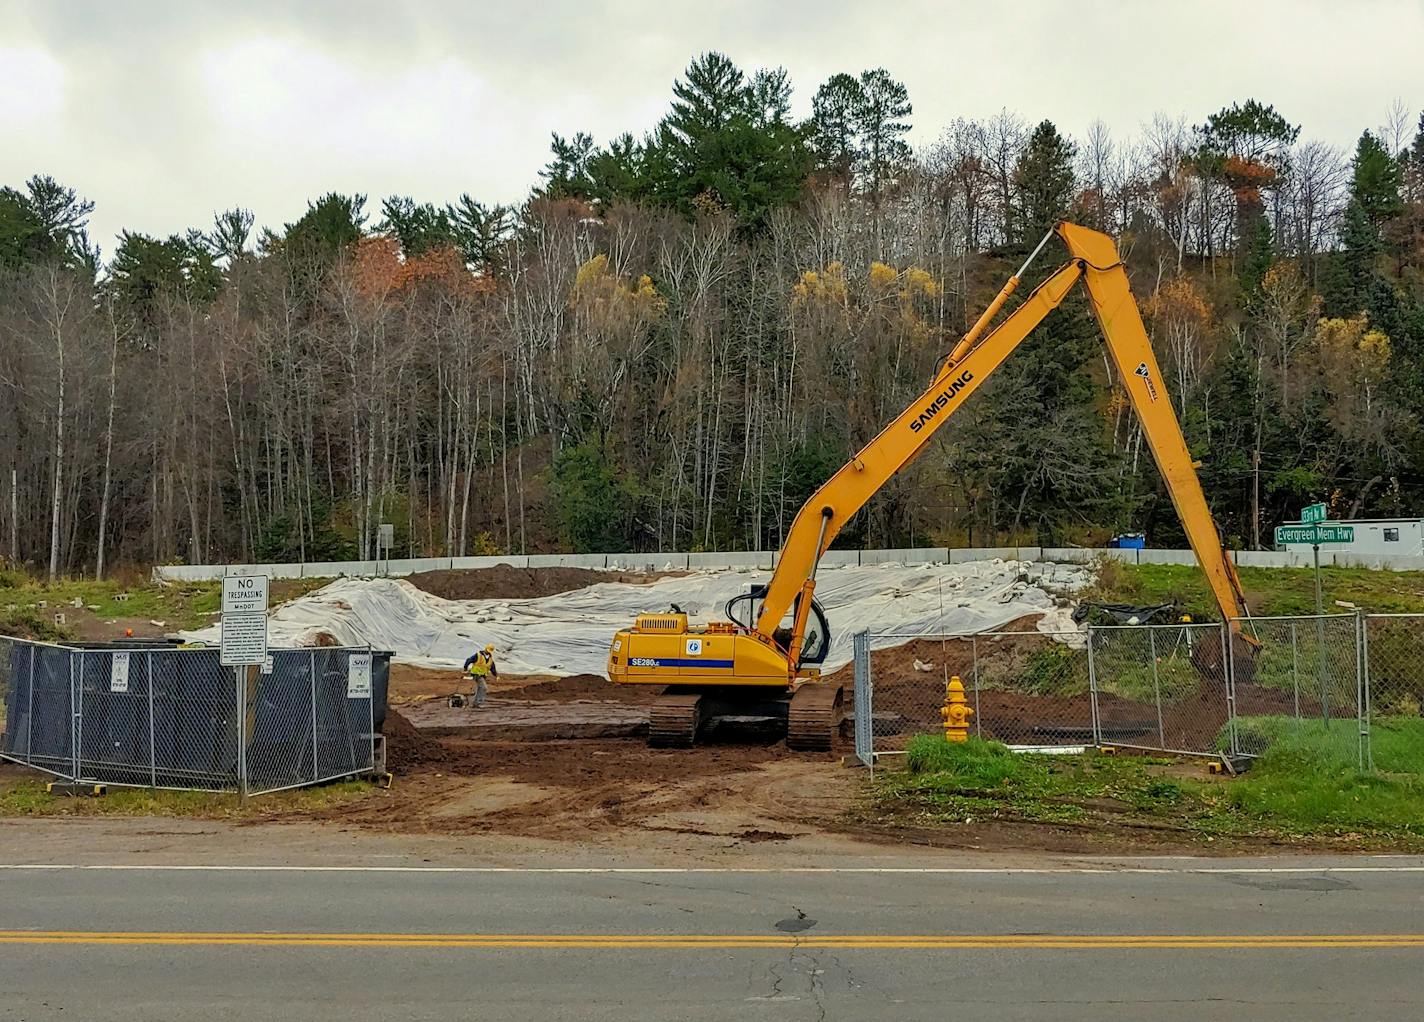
top-left (1108, 533), bottom-right (1146, 549)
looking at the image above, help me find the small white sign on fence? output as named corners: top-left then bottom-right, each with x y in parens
top-left (348, 653), bottom-right (372, 698)
top-left (220, 573), bottom-right (269, 667)
top-left (109, 651), bottom-right (130, 693)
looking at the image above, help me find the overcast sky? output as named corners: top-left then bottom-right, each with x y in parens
top-left (3, 0), bottom-right (1420, 257)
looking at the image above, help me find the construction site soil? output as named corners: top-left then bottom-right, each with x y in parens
top-left (404, 565), bottom-right (670, 601)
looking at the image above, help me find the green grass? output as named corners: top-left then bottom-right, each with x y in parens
top-left (868, 731), bottom-right (1424, 845)
top-left (1085, 561), bottom-right (1424, 619)
top-left (0, 777), bottom-right (375, 818)
top-left (0, 575), bottom-right (327, 641)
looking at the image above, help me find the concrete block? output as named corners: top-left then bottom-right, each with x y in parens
top-left (1136, 549), bottom-right (1198, 566)
top-left (688, 551), bottom-right (772, 570)
top-left (817, 550), bottom-right (861, 567)
top-left (450, 555), bottom-right (529, 570)
top-left (1014, 547), bottom-right (1044, 562)
top-left (1233, 550), bottom-right (1305, 569)
top-left (1041, 547), bottom-right (1098, 565)
top-left (949, 547), bottom-right (1018, 564)
top-left (526, 553), bottom-right (609, 569)
top-left (606, 552), bottom-right (689, 571)
top-left (298, 561), bottom-right (383, 578)
top-left (381, 557), bottom-right (451, 577)
top-left (858, 547), bottom-right (948, 565)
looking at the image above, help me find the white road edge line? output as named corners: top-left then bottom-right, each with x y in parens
top-left (0, 864), bottom-right (1422, 875)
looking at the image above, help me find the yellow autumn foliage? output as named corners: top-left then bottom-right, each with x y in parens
top-left (571, 254), bottom-right (667, 318)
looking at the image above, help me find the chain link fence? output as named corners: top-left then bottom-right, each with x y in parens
top-left (0, 638), bottom-right (381, 794)
top-left (1229, 614), bottom-right (1366, 769)
top-left (853, 628), bottom-right (1093, 753)
top-left (853, 611), bottom-right (1424, 775)
top-left (1089, 622), bottom-right (1232, 757)
top-left (1362, 614), bottom-right (1424, 776)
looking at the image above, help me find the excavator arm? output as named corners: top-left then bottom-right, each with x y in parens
top-left (754, 221), bottom-right (1250, 654)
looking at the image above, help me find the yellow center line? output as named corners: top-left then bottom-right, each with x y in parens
top-left (0, 931), bottom-right (1421, 950)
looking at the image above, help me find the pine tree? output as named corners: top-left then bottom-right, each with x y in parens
top-left (809, 73), bottom-right (864, 182)
top-left (853, 69), bottom-right (911, 210)
top-left (1013, 120), bottom-right (1077, 246)
top-left (1351, 130), bottom-right (1404, 226)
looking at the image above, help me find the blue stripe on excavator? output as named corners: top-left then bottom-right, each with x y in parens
top-left (631, 658), bottom-right (735, 669)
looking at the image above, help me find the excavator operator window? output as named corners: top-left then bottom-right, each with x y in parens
top-left (796, 596), bottom-right (831, 665)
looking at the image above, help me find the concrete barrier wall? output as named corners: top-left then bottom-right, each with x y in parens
top-left (526, 553), bottom-right (610, 569)
top-left (450, 555), bottom-right (528, 570)
top-left (859, 547), bottom-right (949, 565)
top-left (152, 544), bottom-right (1424, 582)
top-left (949, 547), bottom-right (1018, 564)
top-left (687, 551), bottom-right (773, 570)
top-left (1137, 549), bottom-right (1198, 566)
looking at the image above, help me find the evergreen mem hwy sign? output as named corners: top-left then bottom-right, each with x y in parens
top-left (1275, 524), bottom-right (1355, 545)
top-left (220, 574), bottom-right (269, 666)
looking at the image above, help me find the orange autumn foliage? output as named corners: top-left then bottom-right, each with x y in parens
top-left (352, 236), bottom-right (492, 299)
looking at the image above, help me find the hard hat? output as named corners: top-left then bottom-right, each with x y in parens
top-left (484, 644), bottom-right (495, 653)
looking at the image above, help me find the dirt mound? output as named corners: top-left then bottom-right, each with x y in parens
top-left (383, 709), bottom-right (450, 771)
top-left (405, 565), bottom-right (668, 601)
top-left (512, 673), bottom-right (663, 704)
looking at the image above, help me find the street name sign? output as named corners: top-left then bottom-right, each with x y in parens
top-left (1274, 524), bottom-right (1354, 545)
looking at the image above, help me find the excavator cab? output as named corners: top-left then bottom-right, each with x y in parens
top-left (726, 587), bottom-right (831, 666)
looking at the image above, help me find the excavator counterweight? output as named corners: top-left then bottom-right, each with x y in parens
top-left (608, 222), bottom-right (1251, 749)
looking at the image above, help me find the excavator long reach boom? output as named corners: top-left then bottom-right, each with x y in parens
top-left (752, 221), bottom-right (1250, 644)
top-left (610, 221), bottom-right (1250, 749)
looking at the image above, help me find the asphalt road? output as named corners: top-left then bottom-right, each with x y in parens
top-left (2, 858), bottom-right (1423, 1021)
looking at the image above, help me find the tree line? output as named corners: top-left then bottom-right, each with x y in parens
top-left (2, 52), bottom-right (1423, 579)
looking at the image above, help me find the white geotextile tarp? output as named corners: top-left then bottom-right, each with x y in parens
top-left (181, 560), bottom-right (1091, 676)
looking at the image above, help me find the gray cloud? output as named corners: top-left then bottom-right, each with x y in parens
top-left (3, 0), bottom-right (1419, 256)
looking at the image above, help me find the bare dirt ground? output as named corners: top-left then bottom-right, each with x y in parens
top-left (404, 565), bottom-right (674, 601)
top-left (0, 569), bottom-right (1323, 857)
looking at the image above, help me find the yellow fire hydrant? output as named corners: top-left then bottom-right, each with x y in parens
top-left (940, 675), bottom-right (974, 742)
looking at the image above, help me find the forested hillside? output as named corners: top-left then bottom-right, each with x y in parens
top-left (3, 53), bottom-right (1422, 576)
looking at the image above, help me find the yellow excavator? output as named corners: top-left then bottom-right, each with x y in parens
top-left (607, 222), bottom-right (1252, 749)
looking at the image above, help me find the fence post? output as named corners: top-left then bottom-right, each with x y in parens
top-left (147, 651), bottom-right (157, 788)
top-left (1149, 627), bottom-right (1165, 748)
top-left (852, 631), bottom-right (872, 775)
top-left (971, 636), bottom-right (982, 740)
top-left (235, 666), bottom-right (248, 803)
top-left (1086, 625), bottom-right (1101, 747)
top-left (1357, 610), bottom-right (1371, 773)
top-left (25, 644), bottom-right (34, 759)
top-left (72, 650), bottom-right (83, 782)
top-left (1222, 622), bottom-right (1240, 758)
top-left (310, 650), bottom-right (319, 783)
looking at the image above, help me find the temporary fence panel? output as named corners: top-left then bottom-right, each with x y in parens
top-left (1362, 614), bottom-right (1424, 775)
top-left (852, 631), bottom-right (873, 770)
top-left (245, 647), bottom-right (376, 795)
top-left (1088, 622), bottom-right (1232, 757)
top-left (1229, 615), bottom-right (1365, 768)
top-left (0, 639), bottom-right (376, 794)
top-left (858, 628), bottom-right (1091, 754)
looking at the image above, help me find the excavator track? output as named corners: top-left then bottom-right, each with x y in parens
top-left (786, 683), bottom-right (843, 752)
top-left (648, 691), bottom-right (704, 748)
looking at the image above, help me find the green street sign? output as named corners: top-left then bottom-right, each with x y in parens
top-left (1301, 502), bottom-right (1327, 524)
top-left (1275, 524), bottom-right (1354, 545)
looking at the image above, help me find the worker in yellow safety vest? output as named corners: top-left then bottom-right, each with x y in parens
top-left (461, 644), bottom-right (498, 708)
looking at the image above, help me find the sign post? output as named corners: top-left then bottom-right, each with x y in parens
top-left (1275, 510), bottom-right (1352, 729)
top-left (377, 524), bottom-right (394, 576)
top-left (221, 574), bottom-right (269, 800)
